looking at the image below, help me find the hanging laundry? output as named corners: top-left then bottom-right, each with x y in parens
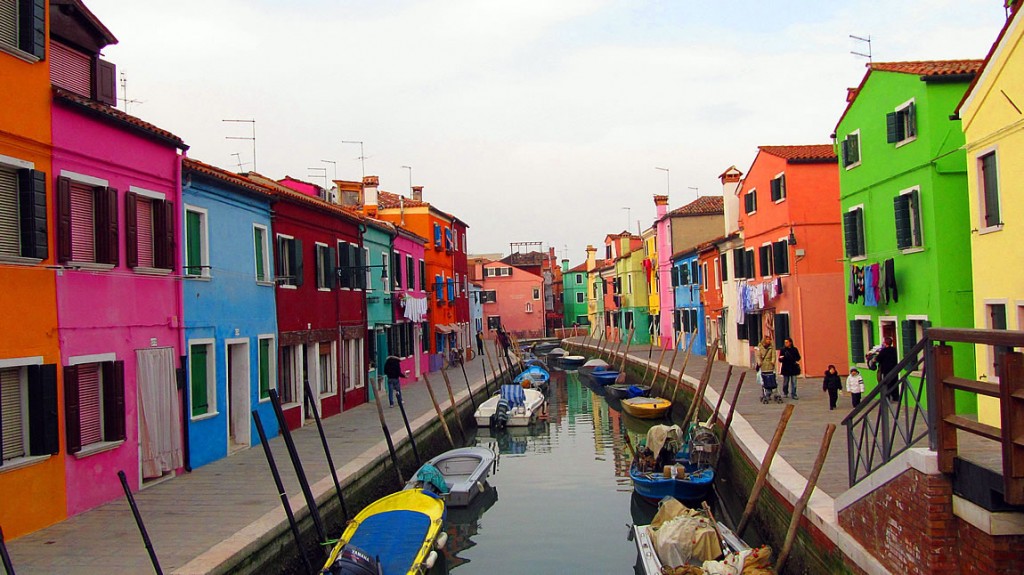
top-left (864, 264), bottom-right (878, 307)
top-left (884, 258), bottom-right (898, 303)
top-left (870, 263), bottom-right (881, 304)
top-left (736, 285), bottom-right (745, 324)
top-left (878, 262), bottom-right (889, 305)
top-left (855, 266), bottom-right (865, 304)
top-left (848, 265), bottom-right (858, 304)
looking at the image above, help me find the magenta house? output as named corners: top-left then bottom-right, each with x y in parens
top-left (50, 1), bottom-right (188, 514)
top-left (393, 227), bottom-right (430, 380)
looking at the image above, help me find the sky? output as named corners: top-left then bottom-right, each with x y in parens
top-left (86, 0), bottom-right (1007, 265)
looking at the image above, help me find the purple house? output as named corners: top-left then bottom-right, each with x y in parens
top-left (50, 0), bottom-right (188, 515)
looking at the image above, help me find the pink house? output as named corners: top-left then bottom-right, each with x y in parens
top-left (476, 260), bottom-right (545, 338)
top-left (654, 195), bottom-right (674, 347)
top-left (393, 228), bottom-right (431, 379)
top-left (50, 2), bottom-right (188, 515)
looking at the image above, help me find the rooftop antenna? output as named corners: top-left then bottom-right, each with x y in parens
top-left (342, 140), bottom-right (366, 180)
top-left (622, 207), bottom-right (631, 230)
top-left (118, 71), bottom-right (144, 114)
top-left (850, 34), bottom-right (872, 62)
top-left (308, 166), bottom-right (328, 188)
top-left (230, 152), bottom-right (250, 172)
top-left (321, 160), bottom-right (337, 183)
top-left (224, 119), bottom-right (257, 171)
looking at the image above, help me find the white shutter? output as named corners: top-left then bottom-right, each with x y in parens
top-left (137, 198), bottom-right (155, 267)
top-left (78, 364), bottom-right (103, 446)
top-left (0, 1), bottom-right (17, 50)
top-left (70, 183), bottom-right (96, 262)
top-left (50, 42), bottom-right (93, 97)
top-left (1, 367), bottom-right (24, 461)
top-left (0, 167), bottom-right (19, 257)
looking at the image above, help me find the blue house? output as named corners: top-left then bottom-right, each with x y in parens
top-left (181, 158), bottom-right (279, 468)
top-left (671, 250), bottom-right (706, 355)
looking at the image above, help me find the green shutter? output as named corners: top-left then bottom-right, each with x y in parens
top-left (856, 209), bottom-right (866, 256)
top-left (981, 153), bottom-right (1000, 227)
top-left (849, 134), bottom-right (860, 163)
top-left (886, 112), bottom-right (899, 143)
top-left (259, 339), bottom-right (270, 400)
top-left (185, 211), bottom-right (202, 275)
top-left (850, 320), bottom-right (864, 363)
top-left (894, 194), bottom-right (911, 249)
top-left (901, 320), bottom-right (916, 360)
top-left (254, 228), bottom-right (266, 281)
top-left (190, 345), bottom-right (208, 417)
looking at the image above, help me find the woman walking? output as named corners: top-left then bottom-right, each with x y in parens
top-left (755, 335), bottom-right (777, 393)
top-left (778, 337), bottom-right (802, 399)
top-left (822, 365), bottom-right (842, 410)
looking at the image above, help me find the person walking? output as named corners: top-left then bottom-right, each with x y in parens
top-left (847, 367), bottom-right (865, 408)
top-left (778, 337), bottom-right (802, 399)
top-left (876, 337), bottom-right (900, 402)
top-left (384, 355), bottom-right (408, 407)
top-left (755, 335), bottom-right (778, 394)
top-left (476, 331), bottom-right (484, 358)
top-left (822, 364), bottom-right (842, 410)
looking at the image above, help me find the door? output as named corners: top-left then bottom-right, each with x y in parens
top-left (226, 340), bottom-right (250, 451)
top-left (137, 347), bottom-right (183, 483)
top-left (341, 338), bottom-right (366, 410)
top-left (413, 328), bottom-right (422, 378)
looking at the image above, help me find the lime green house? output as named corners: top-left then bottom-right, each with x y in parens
top-left (608, 232), bottom-right (651, 345)
top-left (834, 60), bottom-right (982, 408)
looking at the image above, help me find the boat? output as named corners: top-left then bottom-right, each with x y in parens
top-left (621, 396), bottom-right (671, 419)
top-left (629, 424), bottom-right (714, 503)
top-left (514, 365), bottom-right (550, 389)
top-left (589, 368), bottom-right (621, 386)
top-left (320, 488), bottom-right (446, 575)
top-left (605, 382), bottom-right (650, 400)
top-left (532, 341), bottom-right (560, 356)
top-left (404, 446), bottom-right (496, 507)
top-left (579, 358), bottom-right (610, 376)
top-left (558, 354), bottom-right (587, 370)
top-left (473, 384), bottom-right (546, 428)
top-left (546, 347), bottom-right (567, 363)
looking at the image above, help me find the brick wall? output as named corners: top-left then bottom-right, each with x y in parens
top-left (956, 518), bottom-right (1024, 575)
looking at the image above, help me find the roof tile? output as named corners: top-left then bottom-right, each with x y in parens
top-left (758, 144), bottom-right (837, 163)
top-left (667, 195), bottom-right (724, 217)
top-left (54, 87), bottom-right (186, 149)
top-left (869, 59), bottom-right (984, 77)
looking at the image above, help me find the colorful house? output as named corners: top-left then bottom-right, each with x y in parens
top-left (835, 59), bottom-right (982, 405)
top-left (697, 239), bottom-right (725, 358)
top-left (642, 225), bottom-right (660, 343)
top-left (360, 217), bottom-right (394, 399)
top-left (672, 250), bottom-right (706, 355)
top-left (562, 260), bottom-right (590, 327)
top-left (391, 227), bottom-right (430, 380)
top-left (469, 282), bottom-right (484, 346)
top-left (957, 5), bottom-right (1024, 425)
top-left (0, 0), bottom-right (64, 539)
top-left (653, 195), bottom-right (675, 347)
top-left (609, 232), bottom-right (650, 345)
top-left (715, 168), bottom-right (748, 367)
top-left (734, 145), bottom-right (848, 375)
top-left (476, 259), bottom-right (546, 338)
top-left (180, 159), bottom-right (279, 468)
top-left (585, 245), bottom-right (604, 335)
top-left (452, 217), bottom-right (471, 353)
top-left (50, 1), bottom-right (189, 514)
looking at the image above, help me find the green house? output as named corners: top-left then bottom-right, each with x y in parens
top-left (562, 260), bottom-right (590, 327)
top-left (834, 60), bottom-right (982, 410)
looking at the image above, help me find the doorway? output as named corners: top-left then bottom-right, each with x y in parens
top-left (137, 347), bottom-right (182, 485)
top-left (226, 340), bottom-right (250, 453)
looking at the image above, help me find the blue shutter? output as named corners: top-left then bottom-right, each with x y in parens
top-left (433, 223), bottom-right (441, 246)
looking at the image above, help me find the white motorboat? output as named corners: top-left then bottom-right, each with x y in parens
top-left (404, 446), bottom-right (496, 507)
top-left (474, 384), bottom-right (546, 428)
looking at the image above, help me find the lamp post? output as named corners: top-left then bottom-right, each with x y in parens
top-left (655, 167), bottom-right (670, 196)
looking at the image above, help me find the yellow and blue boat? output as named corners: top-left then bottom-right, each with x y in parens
top-left (320, 488), bottom-right (446, 575)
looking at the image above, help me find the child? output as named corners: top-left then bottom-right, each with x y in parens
top-left (846, 367), bottom-right (865, 408)
top-left (822, 365), bottom-right (842, 410)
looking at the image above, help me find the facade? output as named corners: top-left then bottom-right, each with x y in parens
top-left (477, 260), bottom-right (546, 337)
top-left (585, 245), bottom-right (603, 336)
top-left (452, 217), bottom-right (470, 353)
top-left (672, 251), bottom-right (706, 355)
top-left (734, 145), bottom-right (848, 375)
top-left (835, 60), bottom-right (981, 405)
top-left (697, 240), bottom-right (725, 358)
top-left (609, 232), bottom-right (650, 345)
top-left (181, 159), bottom-right (279, 469)
top-left (51, 4), bottom-right (188, 514)
top-left (642, 226), bottom-right (660, 344)
top-left (653, 195), bottom-right (675, 347)
top-left (716, 167), bottom-right (748, 367)
top-left (469, 282), bottom-right (484, 348)
top-left (562, 261), bottom-right (589, 327)
top-left (0, 0), bottom-right (64, 539)
top-left (362, 219), bottom-right (394, 399)
top-left (957, 8), bottom-right (1024, 424)
top-left (391, 227), bottom-right (430, 381)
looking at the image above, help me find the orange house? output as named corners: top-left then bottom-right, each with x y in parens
top-left (697, 239), bottom-right (726, 359)
top-left (735, 145), bottom-right (848, 375)
top-left (0, 2), bottom-right (68, 538)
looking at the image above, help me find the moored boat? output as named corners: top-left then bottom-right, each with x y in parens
top-left (589, 368), bottom-right (621, 386)
top-left (514, 365), bottom-right (550, 389)
top-left (559, 354), bottom-right (587, 369)
top-left (629, 459), bottom-right (714, 502)
top-left (320, 488), bottom-right (446, 575)
top-left (579, 358), bottom-right (610, 376)
top-left (404, 446), bottom-right (496, 507)
top-left (474, 384), bottom-right (546, 428)
top-left (605, 383), bottom-right (651, 400)
top-left (621, 396), bottom-right (672, 419)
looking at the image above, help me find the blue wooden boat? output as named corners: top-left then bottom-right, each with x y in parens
top-left (629, 459), bottom-right (714, 503)
top-left (589, 366), bottom-right (620, 385)
top-left (514, 365), bottom-right (550, 388)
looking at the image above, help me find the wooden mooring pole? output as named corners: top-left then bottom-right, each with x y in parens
top-left (422, 374), bottom-right (456, 449)
top-left (0, 525), bottom-right (15, 575)
top-left (710, 365), bottom-right (734, 424)
top-left (670, 328), bottom-right (698, 401)
top-left (371, 383), bottom-right (404, 485)
top-left (302, 380), bottom-right (349, 521)
top-left (438, 370), bottom-right (467, 442)
top-left (482, 338), bottom-right (499, 392)
top-left (776, 424), bottom-right (837, 573)
top-left (117, 470), bottom-right (163, 575)
top-left (721, 372), bottom-right (746, 442)
top-left (737, 403), bottom-right (795, 535)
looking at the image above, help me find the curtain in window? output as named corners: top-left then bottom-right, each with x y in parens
top-left (138, 347), bottom-right (183, 479)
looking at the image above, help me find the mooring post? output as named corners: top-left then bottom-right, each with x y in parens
top-left (117, 470), bottom-right (163, 575)
top-left (438, 369), bottom-right (467, 441)
top-left (458, 359), bottom-right (476, 409)
top-left (423, 374), bottom-right (456, 448)
top-left (394, 385), bottom-right (422, 467)
top-left (371, 382), bottom-right (404, 485)
top-left (302, 380), bottom-right (349, 521)
top-left (776, 424), bottom-right (837, 572)
top-left (670, 328), bottom-right (698, 401)
top-left (721, 372), bottom-right (746, 442)
top-left (737, 403), bottom-right (795, 535)
top-left (711, 365), bottom-right (734, 424)
top-left (270, 390), bottom-right (327, 547)
top-left (0, 525), bottom-right (15, 575)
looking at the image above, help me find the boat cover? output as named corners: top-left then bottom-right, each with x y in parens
top-left (646, 424), bottom-right (683, 457)
top-left (416, 463), bottom-right (450, 494)
top-left (649, 497), bottom-right (722, 567)
top-left (701, 545), bottom-right (774, 575)
top-left (348, 510), bottom-right (431, 575)
top-left (500, 384), bottom-right (526, 408)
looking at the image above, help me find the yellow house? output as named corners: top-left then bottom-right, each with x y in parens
top-left (958, 4), bottom-right (1024, 426)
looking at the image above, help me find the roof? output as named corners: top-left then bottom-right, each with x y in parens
top-left (666, 195), bottom-right (724, 217)
top-left (835, 59), bottom-right (984, 134)
top-left (242, 172), bottom-right (363, 224)
top-left (757, 145), bottom-right (837, 163)
top-left (378, 190), bottom-right (428, 209)
top-left (957, 8), bottom-right (1021, 115)
top-left (569, 261), bottom-right (588, 273)
top-left (51, 0), bottom-right (118, 49)
top-left (670, 248), bottom-right (698, 261)
top-left (183, 158), bottom-right (273, 198)
top-left (696, 234), bottom-right (734, 253)
top-left (54, 87), bottom-right (187, 150)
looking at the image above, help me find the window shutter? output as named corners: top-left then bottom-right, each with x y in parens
top-left (103, 360), bottom-right (125, 441)
top-left (1, 367), bottom-right (24, 462)
top-left (840, 139), bottom-right (849, 167)
top-left (93, 58), bottom-right (117, 106)
top-left (770, 178), bottom-right (780, 201)
top-left (886, 112), bottom-right (899, 143)
top-left (27, 364), bottom-right (59, 456)
top-left (778, 174), bottom-right (786, 199)
top-left (17, 169), bottom-right (47, 259)
top-left (910, 190), bottom-right (922, 246)
top-left (254, 228), bottom-right (265, 280)
top-left (720, 252), bottom-right (728, 281)
top-left (981, 153), bottom-right (1000, 227)
top-left (64, 365), bottom-right (81, 453)
top-left (773, 241), bottom-right (789, 275)
top-left (259, 339), bottom-right (271, 399)
top-left (759, 245), bottom-right (770, 277)
top-left (0, 168), bottom-right (19, 258)
top-left (99, 187), bottom-right (119, 265)
top-left (907, 102), bottom-right (917, 138)
top-left (18, 0), bottom-right (45, 59)
top-left (433, 223), bottom-right (441, 246)
top-left (736, 319), bottom-right (747, 341)
top-left (732, 249), bottom-right (743, 279)
top-left (292, 239), bottom-right (303, 287)
top-left (77, 363), bottom-right (102, 446)
top-left (855, 209), bottom-right (866, 256)
top-left (745, 250), bottom-right (754, 279)
top-left (125, 192), bottom-right (138, 268)
top-left (190, 346), bottom-right (208, 416)
top-left (159, 200), bottom-right (174, 269)
top-left (901, 320), bottom-right (916, 359)
top-left (337, 242), bottom-right (350, 288)
top-left (843, 211), bottom-right (858, 258)
top-left (57, 177), bottom-right (71, 262)
top-left (774, 314), bottom-right (790, 345)
top-left (327, 246), bottom-right (337, 289)
top-left (894, 194), bottom-right (911, 249)
top-left (419, 260), bottom-right (425, 290)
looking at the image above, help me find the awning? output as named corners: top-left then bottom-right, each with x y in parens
top-left (436, 324), bottom-right (453, 334)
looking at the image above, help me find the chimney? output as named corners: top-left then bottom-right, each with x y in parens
top-left (561, 258), bottom-right (569, 273)
top-left (362, 176), bottom-right (379, 208)
top-left (654, 194), bottom-right (669, 219)
top-left (412, 185), bottom-right (423, 202)
top-left (585, 244), bottom-right (596, 272)
top-left (846, 87), bottom-right (860, 103)
top-left (719, 166), bottom-right (743, 235)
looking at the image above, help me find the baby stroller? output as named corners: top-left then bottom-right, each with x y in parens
top-left (759, 371), bottom-right (783, 404)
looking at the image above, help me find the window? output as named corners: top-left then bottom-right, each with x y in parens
top-left (901, 317), bottom-right (930, 367)
top-left (339, 338), bottom-right (363, 393)
top-left (624, 310), bottom-right (634, 330)
top-left (422, 322), bottom-right (430, 352)
top-left (744, 189), bottom-right (757, 214)
top-left (744, 249), bottom-right (755, 279)
top-left (183, 206), bottom-right (206, 276)
top-left (336, 242), bottom-right (364, 290)
top-left (702, 262), bottom-right (709, 290)
top-left (406, 255), bottom-right (415, 290)
top-left (605, 245), bottom-right (612, 259)
top-left (487, 316), bottom-right (502, 330)
top-left (316, 243), bottom-right (335, 290)
top-left (435, 275), bottom-right (443, 303)
top-left (841, 131), bottom-right (861, 169)
top-left (130, 191), bottom-right (174, 271)
top-left (576, 292), bottom-right (584, 303)
top-left (576, 274), bottom-right (583, 284)
top-left (0, 164), bottom-right (47, 260)
top-left (626, 275), bottom-right (633, 294)
top-left (57, 177), bottom-right (118, 265)
top-left (254, 225), bottom-right (270, 282)
top-left (433, 223), bottom-right (442, 248)
top-left (258, 336), bottom-right (275, 401)
top-left (774, 313), bottom-right (791, 346)
top-left (188, 343), bottom-right (215, 418)
top-left (481, 290), bottom-right (496, 303)
top-left (887, 100), bottom-right (917, 146)
top-left (849, 318), bottom-right (875, 364)
top-left (447, 278), bottom-right (455, 301)
top-left (576, 315), bottom-right (589, 325)
top-left (745, 313), bottom-right (762, 344)
top-left (392, 251), bottom-right (401, 290)
top-left (0, 0), bottom-right (45, 59)
top-left (714, 258), bottom-right (721, 289)
top-left (419, 259), bottom-right (426, 291)
top-left (64, 359), bottom-right (126, 453)
top-left (381, 252), bottom-right (390, 293)
top-left (772, 240), bottom-right (789, 275)
top-left (276, 235), bottom-right (302, 287)
top-left (979, 151), bottom-right (1001, 229)
top-left (278, 345), bottom-right (302, 405)
top-left (525, 302), bottom-right (533, 313)
top-left (894, 188), bottom-right (923, 250)
top-left (364, 248), bottom-right (371, 290)
top-left (444, 228), bottom-right (453, 252)
top-left (986, 304), bottom-right (1011, 382)
top-left (843, 207), bottom-right (866, 259)
top-left (317, 342), bottom-right (335, 395)
top-left (770, 174), bottom-right (786, 202)
top-left (0, 362), bottom-right (58, 466)
top-left (732, 248), bottom-right (745, 280)
top-left (758, 245), bottom-right (772, 277)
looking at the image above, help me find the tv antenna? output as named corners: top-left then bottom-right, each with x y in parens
top-left (118, 72), bottom-right (144, 113)
top-left (230, 152), bottom-right (250, 172)
top-left (342, 140), bottom-right (367, 180)
top-left (850, 34), bottom-right (872, 62)
top-left (224, 119), bottom-right (257, 171)
top-left (622, 207), bottom-right (631, 230)
top-left (307, 166), bottom-right (328, 188)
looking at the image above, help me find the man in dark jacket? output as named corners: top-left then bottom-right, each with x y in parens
top-left (876, 337), bottom-right (900, 402)
top-left (384, 355), bottom-right (408, 407)
top-left (476, 331), bottom-right (484, 357)
top-left (778, 338), bottom-right (802, 399)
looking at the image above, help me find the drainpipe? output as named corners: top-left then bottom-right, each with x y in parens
top-left (177, 150), bottom-right (191, 472)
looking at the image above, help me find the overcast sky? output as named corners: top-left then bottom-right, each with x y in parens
top-left (87, 0), bottom-right (1006, 265)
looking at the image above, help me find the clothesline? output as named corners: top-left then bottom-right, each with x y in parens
top-left (736, 278), bottom-right (783, 324)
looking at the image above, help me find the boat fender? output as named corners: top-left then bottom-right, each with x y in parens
top-left (424, 550), bottom-right (438, 569)
top-left (477, 481), bottom-right (486, 493)
top-left (435, 531), bottom-right (448, 550)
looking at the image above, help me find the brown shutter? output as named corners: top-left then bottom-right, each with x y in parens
top-left (125, 192), bottom-right (138, 268)
top-left (50, 42), bottom-right (91, 96)
top-left (28, 364), bottom-right (59, 456)
top-left (57, 177), bottom-right (72, 263)
top-left (162, 200), bottom-right (175, 270)
top-left (93, 58), bottom-right (117, 106)
top-left (64, 365), bottom-right (81, 453)
top-left (103, 360), bottom-right (126, 442)
top-left (105, 187), bottom-right (119, 265)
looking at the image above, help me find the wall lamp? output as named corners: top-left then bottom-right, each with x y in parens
top-left (336, 265), bottom-right (389, 283)
top-left (788, 227), bottom-right (797, 246)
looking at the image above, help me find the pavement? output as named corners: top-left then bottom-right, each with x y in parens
top-left (6, 340), bottom-right (863, 574)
